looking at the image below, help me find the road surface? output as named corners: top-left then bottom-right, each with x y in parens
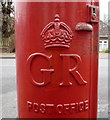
top-left (0, 58), bottom-right (109, 118)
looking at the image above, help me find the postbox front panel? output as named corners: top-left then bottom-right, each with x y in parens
top-left (15, 1), bottom-right (99, 118)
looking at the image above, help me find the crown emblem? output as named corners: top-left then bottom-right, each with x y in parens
top-left (40, 14), bottom-right (73, 48)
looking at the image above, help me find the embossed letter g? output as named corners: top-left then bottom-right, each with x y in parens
top-left (27, 53), bottom-right (54, 86)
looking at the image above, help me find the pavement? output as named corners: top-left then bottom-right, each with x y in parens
top-left (0, 53), bottom-right (109, 119)
top-left (0, 53), bottom-right (15, 58)
top-left (99, 53), bottom-right (108, 59)
top-left (0, 53), bottom-right (109, 59)
top-left (98, 58), bottom-right (108, 118)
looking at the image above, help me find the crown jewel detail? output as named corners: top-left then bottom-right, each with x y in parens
top-left (41, 14), bottom-right (73, 48)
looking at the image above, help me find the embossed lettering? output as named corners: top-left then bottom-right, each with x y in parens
top-left (27, 53), bottom-right (87, 87)
top-left (64, 104), bottom-right (70, 114)
top-left (34, 103), bottom-right (39, 113)
top-left (27, 100), bottom-right (89, 115)
top-left (46, 104), bottom-right (54, 114)
top-left (40, 104), bottom-right (46, 114)
top-left (27, 101), bottom-right (33, 112)
top-left (56, 104), bottom-right (63, 114)
top-left (84, 100), bottom-right (89, 110)
top-left (60, 54), bottom-right (87, 86)
top-left (27, 53), bottom-right (54, 86)
top-left (70, 103), bottom-right (76, 113)
top-left (78, 102), bottom-right (84, 112)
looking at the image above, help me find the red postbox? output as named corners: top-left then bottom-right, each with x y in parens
top-left (15, 0), bottom-right (99, 118)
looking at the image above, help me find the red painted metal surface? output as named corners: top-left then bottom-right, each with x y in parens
top-left (15, 0), bottom-right (99, 118)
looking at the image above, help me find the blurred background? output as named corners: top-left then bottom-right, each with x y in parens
top-left (0, 0), bottom-right (109, 53)
top-left (0, 1), bottom-right (14, 53)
